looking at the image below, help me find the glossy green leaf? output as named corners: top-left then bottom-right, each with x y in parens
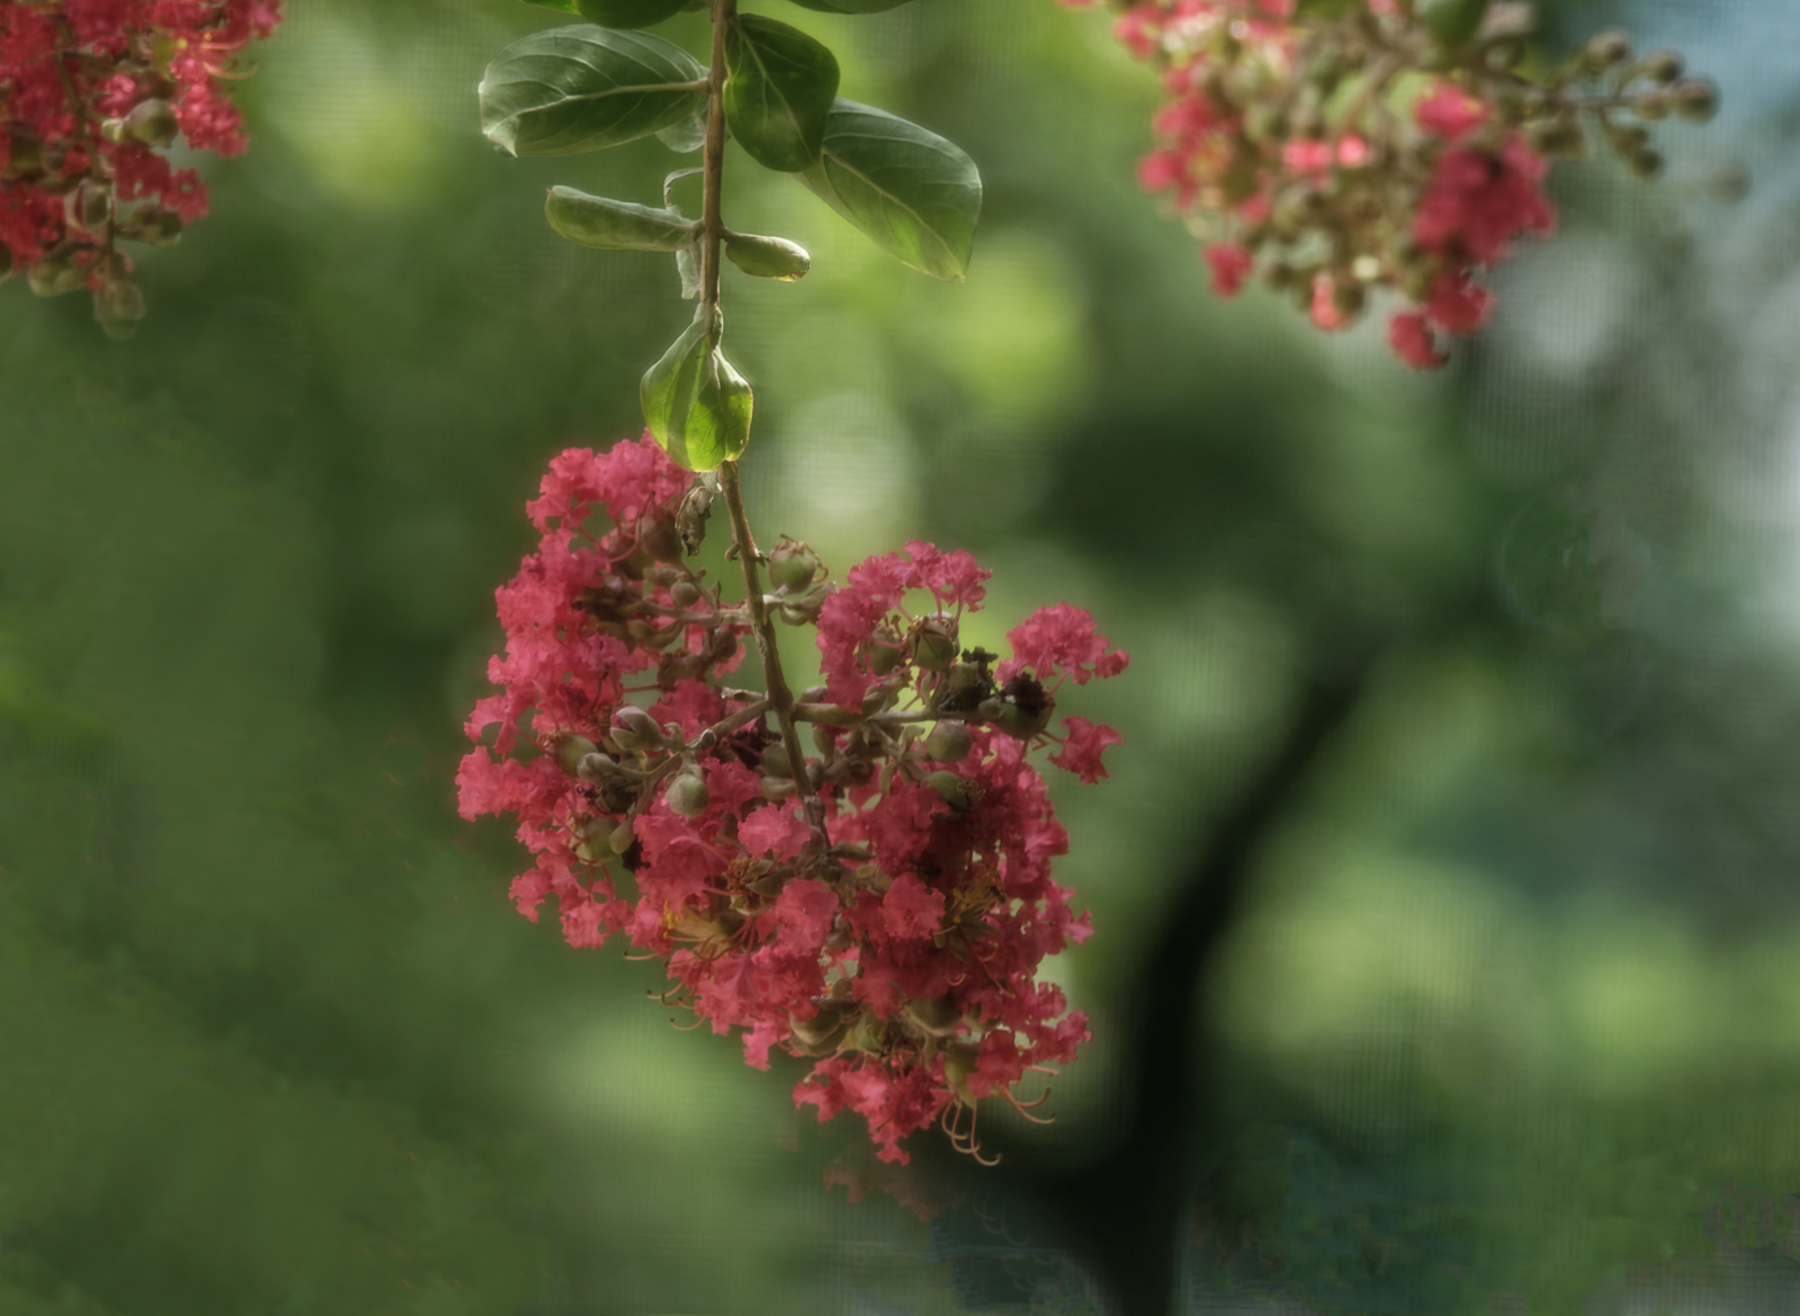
top-left (545, 187), bottom-right (698, 251)
top-left (479, 26), bottom-right (705, 157)
top-left (786, 0), bottom-right (915, 12)
top-left (796, 99), bottom-right (981, 282)
top-left (723, 231), bottom-right (811, 280)
top-left (575, 0), bottom-right (689, 27)
top-left (656, 102), bottom-right (706, 154)
top-left (722, 15), bottom-right (839, 172)
top-left (641, 310), bottom-right (753, 471)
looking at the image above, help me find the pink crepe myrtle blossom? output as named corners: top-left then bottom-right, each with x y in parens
top-left (460, 434), bottom-right (1127, 1164)
top-left (0, 0), bottom-right (279, 333)
top-left (1056, 0), bottom-right (1715, 369)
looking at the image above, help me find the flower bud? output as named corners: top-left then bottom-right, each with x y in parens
top-left (612, 706), bottom-right (666, 752)
top-left (1671, 78), bottom-right (1718, 122)
top-left (1632, 90), bottom-right (1669, 121)
top-left (1641, 50), bottom-right (1683, 83)
top-left (863, 629), bottom-right (906, 676)
top-left (28, 258), bottom-right (85, 298)
top-left (555, 734), bottom-right (601, 775)
top-left (1585, 29), bottom-right (1631, 71)
top-left (576, 750), bottom-right (621, 783)
top-left (667, 768), bottom-right (710, 817)
top-left (910, 616), bottom-right (958, 672)
top-left (760, 743), bottom-right (793, 780)
top-left (3, 125), bottom-right (43, 178)
top-left (723, 231), bottom-right (812, 281)
top-left (636, 513), bottom-right (684, 564)
top-left (941, 1041), bottom-right (980, 1101)
top-left (904, 995), bottom-right (959, 1037)
top-left (65, 180), bottom-right (111, 232)
top-left (923, 720), bottom-right (973, 764)
top-left (926, 770), bottom-right (974, 809)
top-left (778, 585), bottom-right (830, 626)
top-left (768, 538), bottom-right (821, 593)
top-left (574, 816), bottom-right (618, 862)
top-left (124, 99), bottom-right (180, 149)
top-left (609, 817), bottom-right (636, 855)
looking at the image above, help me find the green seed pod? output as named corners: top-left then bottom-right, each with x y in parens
top-left (555, 734), bottom-right (602, 776)
top-left (864, 630), bottom-right (907, 676)
top-left (124, 99), bottom-right (180, 149)
top-left (723, 232), bottom-right (811, 282)
top-left (923, 720), bottom-right (973, 764)
top-left (667, 768), bottom-right (710, 818)
top-left (768, 538), bottom-right (821, 593)
top-left (545, 186), bottom-right (699, 252)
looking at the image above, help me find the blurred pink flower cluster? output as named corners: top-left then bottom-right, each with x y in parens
top-left (458, 435), bottom-right (1127, 1163)
top-left (1062, 0), bottom-right (1713, 367)
top-left (0, 0), bottom-right (281, 333)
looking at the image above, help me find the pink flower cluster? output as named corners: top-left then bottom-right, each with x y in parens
top-left (1059, 1), bottom-right (1714, 369)
top-left (459, 435), bottom-right (1128, 1164)
top-left (1, 0), bottom-right (281, 332)
top-left (1082, 0), bottom-right (1555, 368)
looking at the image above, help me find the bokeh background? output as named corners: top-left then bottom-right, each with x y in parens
top-left (5, 0), bottom-right (1800, 1311)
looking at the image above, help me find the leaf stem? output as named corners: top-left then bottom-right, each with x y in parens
top-left (701, 0), bottom-right (829, 850)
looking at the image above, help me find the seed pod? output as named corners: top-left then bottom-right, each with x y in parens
top-left (117, 203), bottom-right (183, 247)
top-left (1641, 49), bottom-right (1683, 83)
top-left (124, 99), bottom-right (180, 149)
top-left (924, 720), bottom-right (973, 764)
top-left (636, 512), bottom-right (684, 563)
top-left (667, 768), bottom-right (710, 817)
top-left (28, 258), bottom-right (84, 298)
top-left (864, 630), bottom-right (907, 676)
top-left (1628, 148), bottom-right (1664, 179)
top-left (670, 579), bottom-right (702, 608)
top-left (723, 232), bottom-right (811, 281)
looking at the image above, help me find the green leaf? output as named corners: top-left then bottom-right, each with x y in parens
top-left (522, 0), bottom-right (582, 12)
top-left (722, 15), bottom-right (839, 172)
top-left (656, 103), bottom-right (706, 154)
top-left (796, 99), bottom-right (981, 282)
top-left (479, 25), bottom-right (706, 157)
top-left (641, 309), bottom-right (753, 471)
top-left (545, 187), bottom-right (699, 251)
top-left (575, 0), bottom-right (689, 27)
top-left (723, 231), bottom-right (811, 280)
top-left (1417, 0), bottom-right (1488, 46)
top-left (787, 0), bottom-right (916, 12)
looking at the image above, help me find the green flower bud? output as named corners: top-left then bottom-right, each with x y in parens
top-left (768, 538), bottom-right (821, 593)
top-left (576, 750), bottom-right (622, 783)
top-left (555, 734), bottom-right (601, 775)
top-left (1586, 29), bottom-right (1632, 71)
top-left (574, 816), bottom-right (618, 862)
top-left (910, 616), bottom-right (958, 672)
top-left (612, 706), bottom-right (666, 752)
top-left (723, 232), bottom-right (812, 281)
top-left (1672, 78), bottom-right (1718, 122)
top-left (124, 99), bottom-right (180, 149)
top-left (609, 817), bottom-right (637, 855)
top-left (903, 995), bottom-right (959, 1036)
top-left (864, 629), bottom-right (906, 676)
top-left (1641, 49), bottom-right (1683, 83)
top-left (760, 743), bottom-right (793, 780)
top-left (926, 770), bottom-right (974, 809)
top-left (923, 720), bottom-right (973, 764)
top-left (667, 768), bottom-right (710, 818)
top-left (28, 258), bottom-right (84, 298)
top-left (118, 203), bottom-right (183, 247)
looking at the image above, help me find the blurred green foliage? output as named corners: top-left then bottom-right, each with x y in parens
top-left (4, 0), bottom-right (1800, 1312)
